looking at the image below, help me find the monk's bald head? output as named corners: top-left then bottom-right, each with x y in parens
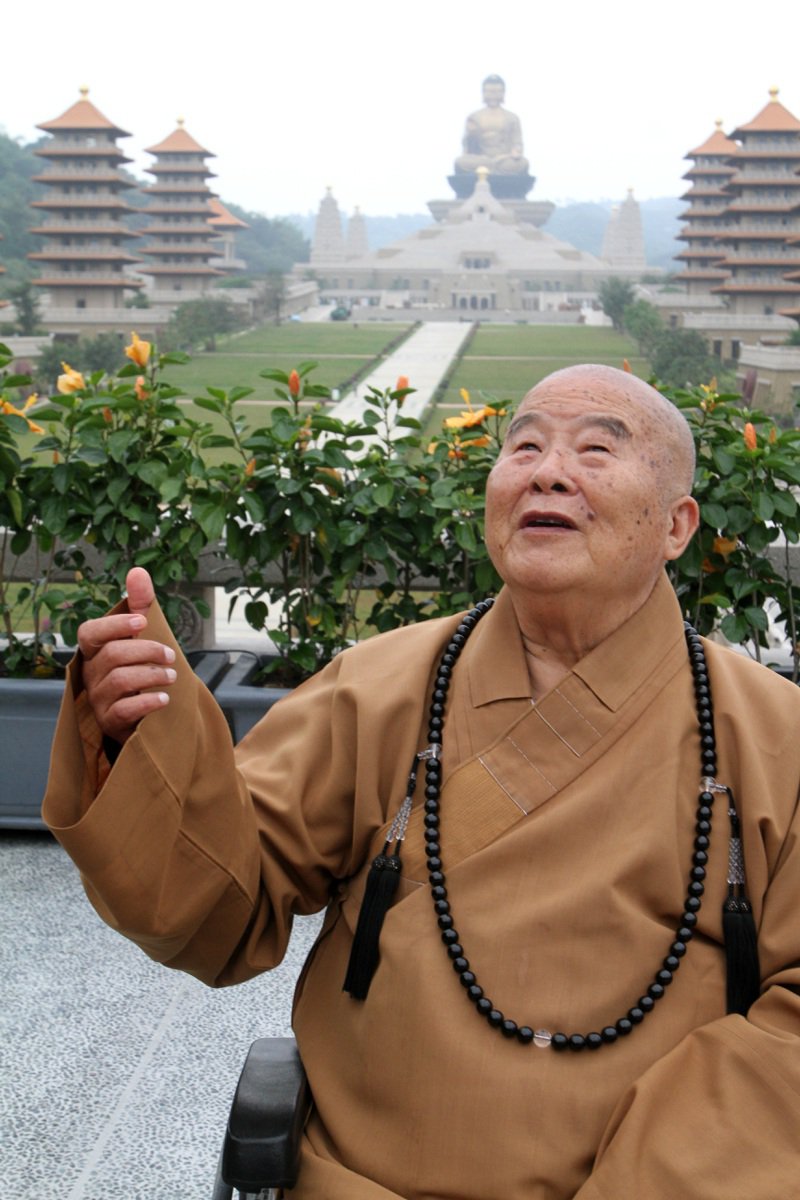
top-left (515, 364), bottom-right (696, 499)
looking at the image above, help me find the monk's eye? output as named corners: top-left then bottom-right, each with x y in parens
top-left (583, 443), bottom-right (611, 454)
top-left (513, 439), bottom-right (540, 452)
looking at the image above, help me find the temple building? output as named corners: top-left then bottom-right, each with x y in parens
top-left (138, 121), bottom-right (223, 302)
top-left (601, 190), bottom-right (646, 270)
top-left (674, 122), bottom-right (738, 296)
top-left (28, 88), bottom-right (143, 331)
top-left (208, 198), bottom-right (249, 274)
top-left (712, 89), bottom-right (800, 316)
top-left (307, 171), bottom-right (644, 314)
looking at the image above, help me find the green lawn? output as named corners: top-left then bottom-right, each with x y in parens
top-left (165, 354), bottom-right (372, 402)
top-left (465, 325), bottom-right (639, 358)
top-left (215, 322), bottom-right (412, 355)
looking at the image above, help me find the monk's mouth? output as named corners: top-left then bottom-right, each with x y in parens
top-left (520, 515), bottom-right (577, 531)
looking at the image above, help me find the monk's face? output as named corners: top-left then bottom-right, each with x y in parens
top-left (484, 369), bottom-right (698, 612)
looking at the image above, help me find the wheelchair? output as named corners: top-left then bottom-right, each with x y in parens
top-left (211, 1037), bottom-right (310, 1200)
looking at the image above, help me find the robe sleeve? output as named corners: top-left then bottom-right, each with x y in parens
top-left (42, 597), bottom-right (388, 988)
top-left (574, 785), bottom-right (800, 1200)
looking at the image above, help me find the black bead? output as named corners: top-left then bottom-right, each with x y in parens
top-left (677, 926), bottom-right (694, 943)
top-left (437, 914), bottom-right (453, 930)
top-left (435, 670), bottom-right (450, 685)
top-left (517, 1026), bottom-right (535, 1045)
top-left (425, 842), bottom-right (440, 858)
top-left (551, 1033), bottom-right (569, 1051)
top-left (628, 1007), bottom-right (645, 1024)
top-left (586, 1033), bottom-right (603, 1050)
top-left (425, 790), bottom-right (439, 805)
top-left (460, 971), bottom-right (477, 988)
top-left (442, 653), bottom-right (455, 667)
top-left (648, 982), bottom-right (665, 1000)
top-left (663, 956), bottom-right (681, 973)
top-left (699, 791), bottom-right (714, 805)
top-left (441, 928), bottom-right (458, 944)
top-left (446, 943), bottom-right (463, 959)
top-left (488, 1009), bottom-right (504, 1028)
top-left (431, 702), bottom-right (444, 718)
top-left (429, 717), bottom-right (443, 732)
top-left (601, 1026), bottom-right (619, 1042)
top-left (616, 1018), bottom-right (633, 1036)
top-left (691, 865), bottom-right (706, 881)
top-left (639, 995), bottom-right (655, 1012)
top-left (431, 885), bottom-right (447, 901)
top-left (429, 732), bottom-right (442, 745)
top-left (434, 899), bottom-right (450, 916)
top-left (656, 968), bottom-right (674, 986)
top-left (467, 984), bottom-right (484, 1003)
top-left (682, 911), bottom-right (698, 927)
top-left (429, 871), bottom-right (445, 886)
top-left (457, 622), bottom-right (472, 635)
top-left (451, 634), bottom-right (465, 647)
top-left (693, 849), bottom-right (708, 866)
top-left (696, 818), bottom-right (711, 835)
top-left (686, 896), bottom-right (701, 912)
top-left (670, 940), bottom-right (687, 957)
top-left (501, 1019), bottom-right (518, 1038)
top-left (689, 881), bottom-right (704, 897)
top-left (476, 998), bottom-right (492, 1015)
top-left (432, 689), bottom-right (447, 704)
top-left (424, 816), bottom-right (440, 833)
top-left (452, 956), bottom-right (469, 972)
top-left (568, 1034), bottom-right (586, 1051)
top-left (694, 835), bottom-right (710, 851)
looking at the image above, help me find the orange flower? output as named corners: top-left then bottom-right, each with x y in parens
top-left (445, 404), bottom-right (501, 430)
top-left (57, 363), bottom-right (85, 394)
top-left (459, 387), bottom-right (471, 405)
top-left (743, 422), bottom-right (757, 451)
top-left (102, 406), bottom-right (113, 423)
top-left (134, 376), bottom-right (148, 401)
top-left (712, 536), bottom-right (738, 560)
top-left (702, 558), bottom-right (718, 575)
top-left (1, 394), bottom-right (44, 433)
top-left (52, 451), bottom-right (60, 464)
top-left (288, 369), bottom-right (301, 398)
top-left (125, 332), bottom-right (151, 368)
top-left (244, 458), bottom-right (256, 477)
top-left (622, 359), bottom-right (632, 373)
top-left (396, 375), bottom-right (410, 392)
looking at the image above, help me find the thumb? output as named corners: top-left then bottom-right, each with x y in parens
top-left (125, 567), bottom-right (155, 620)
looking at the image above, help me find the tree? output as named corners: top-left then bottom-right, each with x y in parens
top-left (259, 269), bottom-right (287, 324)
top-left (222, 203), bottom-right (310, 273)
top-left (623, 300), bottom-right (664, 357)
top-left (650, 328), bottom-right (715, 388)
top-left (6, 279), bottom-right (42, 335)
top-left (598, 278), bottom-right (636, 331)
top-left (161, 297), bottom-right (244, 352)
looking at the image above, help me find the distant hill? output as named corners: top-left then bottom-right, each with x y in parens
top-left (285, 199), bottom-right (684, 273)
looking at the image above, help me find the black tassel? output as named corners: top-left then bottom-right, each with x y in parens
top-left (722, 788), bottom-right (760, 1017)
top-left (343, 847), bottom-right (403, 1000)
top-left (723, 894), bottom-right (760, 1016)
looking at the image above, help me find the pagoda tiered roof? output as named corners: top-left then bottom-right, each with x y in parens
top-left (37, 88), bottom-right (130, 137)
top-left (208, 198), bottom-right (249, 228)
top-left (145, 125), bottom-right (214, 156)
top-left (730, 90), bottom-right (800, 137)
top-left (35, 143), bottom-right (131, 163)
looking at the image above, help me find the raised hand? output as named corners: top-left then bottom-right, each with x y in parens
top-left (77, 567), bottom-right (177, 743)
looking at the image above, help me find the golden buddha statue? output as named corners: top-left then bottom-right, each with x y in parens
top-left (455, 75), bottom-right (529, 176)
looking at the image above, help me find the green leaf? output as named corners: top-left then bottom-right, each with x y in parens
top-left (702, 503), bottom-right (727, 529)
top-left (720, 613), bottom-right (749, 644)
top-left (373, 481), bottom-right (395, 507)
top-left (753, 492), bottom-right (774, 522)
top-left (292, 509), bottom-right (316, 535)
top-left (743, 606), bottom-right (769, 631)
top-left (193, 395), bottom-right (224, 414)
top-left (711, 447), bottom-right (735, 475)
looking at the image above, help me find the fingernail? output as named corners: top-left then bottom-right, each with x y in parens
top-left (165, 668), bottom-right (177, 683)
top-left (130, 615), bottom-right (146, 630)
top-left (157, 693), bottom-right (170, 705)
top-left (164, 647), bottom-right (176, 663)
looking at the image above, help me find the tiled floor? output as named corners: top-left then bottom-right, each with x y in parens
top-left (2, 831), bottom-right (322, 1199)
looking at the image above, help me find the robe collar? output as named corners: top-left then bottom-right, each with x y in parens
top-left (467, 572), bottom-right (686, 714)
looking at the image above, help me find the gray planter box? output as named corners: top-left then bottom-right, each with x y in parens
top-left (0, 651), bottom-right (231, 831)
top-left (213, 654), bottom-right (291, 744)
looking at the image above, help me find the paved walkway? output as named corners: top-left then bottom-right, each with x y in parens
top-left (329, 320), bottom-right (473, 429)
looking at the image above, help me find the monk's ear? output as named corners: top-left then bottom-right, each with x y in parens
top-left (663, 496), bottom-right (700, 562)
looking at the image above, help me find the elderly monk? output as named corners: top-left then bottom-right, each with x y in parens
top-left (44, 364), bottom-right (800, 1199)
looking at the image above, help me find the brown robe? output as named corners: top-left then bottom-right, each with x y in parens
top-left (44, 574), bottom-right (800, 1198)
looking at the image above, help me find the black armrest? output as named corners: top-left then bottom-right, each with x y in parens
top-left (221, 1037), bottom-right (311, 1193)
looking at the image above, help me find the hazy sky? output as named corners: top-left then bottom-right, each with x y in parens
top-left (3, 0), bottom-right (798, 219)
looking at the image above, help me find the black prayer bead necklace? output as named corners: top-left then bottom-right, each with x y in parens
top-left (420, 598), bottom-right (723, 1052)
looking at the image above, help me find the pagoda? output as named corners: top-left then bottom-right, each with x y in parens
top-left (310, 188), bottom-right (345, 265)
top-left (28, 88), bottom-right (143, 318)
top-left (345, 207), bottom-right (369, 259)
top-left (208, 198), bottom-right (249, 274)
top-left (712, 89), bottom-right (800, 315)
top-left (674, 121), bottom-right (738, 296)
top-left (601, 189), bottom-right (646, 270)
top-left (138, 121), bottom-right (222, 300)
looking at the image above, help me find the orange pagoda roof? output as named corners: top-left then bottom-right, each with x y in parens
top-left (687, 122), bottom-right (739, 159)
top-left (37, 88), bottom-right (130, 137)
top-left (731, 89), bottom-right (800, 137)
top-left (145, 122), bottom-right (214, 157)
top-left (208, 198), bottom-right (249, 229)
